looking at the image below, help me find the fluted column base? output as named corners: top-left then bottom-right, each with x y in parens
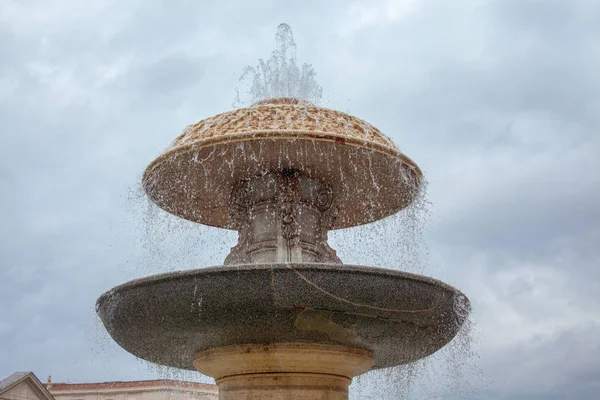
top-left (193, 343), bottom-right (373, 400)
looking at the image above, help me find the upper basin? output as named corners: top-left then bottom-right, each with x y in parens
top-left (97, 263), bottom-right (469, 371)
top-left (143, 99), bottom-right (422, 230)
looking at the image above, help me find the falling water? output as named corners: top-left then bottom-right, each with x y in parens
top-left (127, 182), bottom-right (234, 277)
top-left (331, 181), bottom-right (432, 274)
top-left (91, 183), bottom-right (232, 383)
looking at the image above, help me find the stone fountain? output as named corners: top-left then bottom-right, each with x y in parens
top-left (97, 97), bottom-right (469, 398)
top-left (97, 27), bottom-right (469, 400)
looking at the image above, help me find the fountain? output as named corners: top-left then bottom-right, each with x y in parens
top-left (97, 25), bottom-right (469, 399)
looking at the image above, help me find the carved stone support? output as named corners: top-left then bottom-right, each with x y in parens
top-left (224, 170), bottom-right (341, 265)
top-left (194, 343), bottom-right (373, 400)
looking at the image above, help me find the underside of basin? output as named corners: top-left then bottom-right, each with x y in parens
top-left (96, 263), bottom-right (469, 371)
top-left (143, 100), bottom-right (422, 230)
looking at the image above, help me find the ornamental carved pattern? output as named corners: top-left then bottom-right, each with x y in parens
top-left (277, 173), bottom-right (300, 242)
top-left (170, 104), bottom-right (398, 150)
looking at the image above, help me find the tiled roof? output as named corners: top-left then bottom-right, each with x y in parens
top-left (46, 380), bottom-right (217, 392)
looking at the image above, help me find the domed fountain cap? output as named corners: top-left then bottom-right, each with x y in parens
top-left (143, 98), bottom-right (422, 230)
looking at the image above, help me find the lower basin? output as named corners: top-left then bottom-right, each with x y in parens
top-left (96, 263), bottom-right (469, 370)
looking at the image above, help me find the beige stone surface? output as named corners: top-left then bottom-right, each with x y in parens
top-left (1, 373), bottom-right (54, 400)
top-left (194, 343), bottom-right (373, 400)
top-left (172, 98), bottom-right (398, 152)
top-left (217, 374), bottom-right (350, 400)
top-left (143, 98), bottom-right (422, 230)
top-left (48, 380), bottom-right (218, 400)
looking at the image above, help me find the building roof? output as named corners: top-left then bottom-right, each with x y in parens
top-left (0, 372), bottom-right (56, 400)
top-left (0, 372), bottom-right (30, 393)
top-left (46, 380), bottom-right (217, 393)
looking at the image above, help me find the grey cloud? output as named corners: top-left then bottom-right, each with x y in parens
top-left (481, 322), bottom-right (600, 399)
top-left (1, 1), bottom-right (599, 399)
top-left (131, 55), bottom-right (206, 93)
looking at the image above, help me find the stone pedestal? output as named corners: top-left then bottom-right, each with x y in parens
top-left (193, 343), bottom-right (373, 400)
top-left (225, 171), bottom-right (341, 265)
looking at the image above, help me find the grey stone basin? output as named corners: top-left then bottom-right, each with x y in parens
top-left (97, 263), bottom-right (469, 371)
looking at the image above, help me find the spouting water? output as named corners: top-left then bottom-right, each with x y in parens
top-left (234, 23), bottom-right (323, 107)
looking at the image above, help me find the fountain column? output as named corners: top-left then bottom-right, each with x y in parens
top-left (194, 343), bottom-right (372, 399)
top-left (225, 170), bottom-right (341, 265)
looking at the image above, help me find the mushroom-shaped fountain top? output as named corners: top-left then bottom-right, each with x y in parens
top-left (143, 97), bottom-right (422, 229)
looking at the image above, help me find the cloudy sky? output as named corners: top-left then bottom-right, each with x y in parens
top-left (1, 0), bottom-right (599, 398)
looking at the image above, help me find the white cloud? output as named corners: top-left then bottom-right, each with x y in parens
top-left (0, 0), bottom-right (120, 35)
top-left (335, 0), bottom-right (422, 37)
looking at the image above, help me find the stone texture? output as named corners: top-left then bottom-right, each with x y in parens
top-left (96, 263), bottom-right (469, 371)
top-left (174, 99), bottom-right (397, 150)
top-left (193, 343), bottom-right (373, 400)
top-left (225, 171), bottom-right (340, 265)
top-left (142, 98), bottom-right (422, 230)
